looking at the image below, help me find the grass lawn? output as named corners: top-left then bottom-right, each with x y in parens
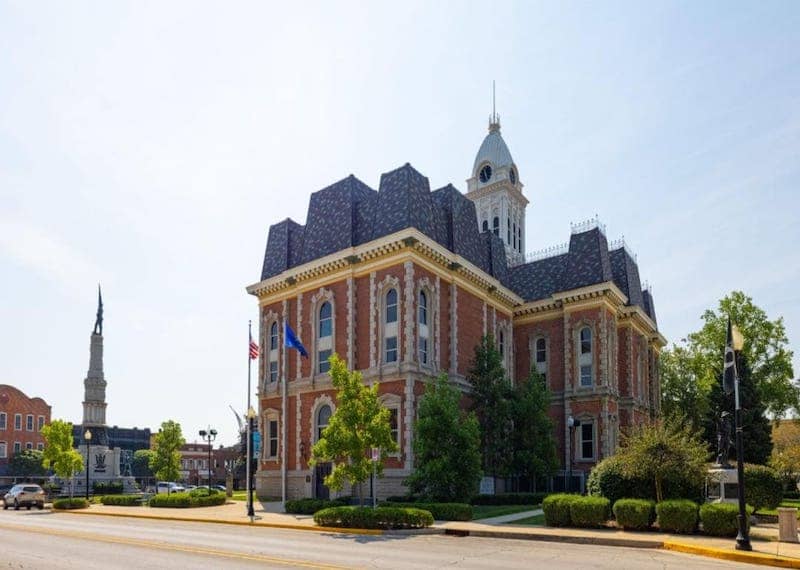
top-left (472, 504), bottom-right (540, 520)
top-left (506, 513), bottom-right (545, 526)
top-left (758, 499), bottom-right (800, 517)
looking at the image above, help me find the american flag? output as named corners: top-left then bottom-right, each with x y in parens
top-left (249, 334), bottom-right (259, 360)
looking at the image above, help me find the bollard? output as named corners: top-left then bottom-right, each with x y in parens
top-left (778, 508), bottom-right (798, 543)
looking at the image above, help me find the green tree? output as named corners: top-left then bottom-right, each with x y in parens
top-left (405, 373), bottom-right (482, 501)
top-left (770, 420), bottom-right (800, 487)
top-left (510, 369), bottom-right (558, 486)
top-left (467, 335), bottom-right (513, 478)
top-left (8, 448), bottom-right (47, 477)
top-left (132, 449), bottom-right (154, 480)
top-left (41, 419), bottom-right (84, 499)
top-left (687, 291), bottom-right (796, 417)
top-left (615, 417), bottom-right (708, 503)
top-left (310, 354), bottom-right (398, 504)
top-left (149, 420), bottom-right (185, 485)
top-left (660, 344), bottom-right (711, 432)
top-left (703, 354), bottom-right (773, 464)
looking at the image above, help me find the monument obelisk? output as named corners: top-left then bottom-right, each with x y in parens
top-left (82, 285), bottom-right (108, 446)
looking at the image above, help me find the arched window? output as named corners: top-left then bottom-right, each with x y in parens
top-left (268, 321), bottom-right (279, 383)
top-left (384, 289), bottom-right (398, 363)
top-left (535, 337), bottom-right (547, 382)
top-left (499, 330), bottom-right (505, 357)
top-left (512, 222), bottom-right (517, 249)
top-left (418, 290), bottom-right (429, 365)
top-left (482, 220), bottom-right (489, 232)
top-left (517, 227), bottom-right (522, 252)
top-left (316, 405), bottom-right (331, 442)
top-left (318, 301), bottom-right (332, 374)
top-left (492, 216), bottom-right (499, 236)
top-left (579, 327), bottom-right (593, 387)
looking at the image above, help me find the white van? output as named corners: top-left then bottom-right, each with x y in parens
top-left (155, 482), bottom-right (185, 494)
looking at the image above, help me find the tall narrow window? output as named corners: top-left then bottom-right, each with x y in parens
top-left (482, 220), bottom-right (489, 232)
top-left (579, 327), bottom-right (593, 387)
top-left (507, 217), bottom-right (511, 243)
top-left (498, 330), bottom-right (505, 358)
top-left (512, 222), bottom-right (517, 249)
top-left (318, 302), bottom-right (332, 373)
top-left (268, 321), bottom-right (279, 383)
top-left (37, 416), bottom-right (44, 431)
top-left (268, 420), bottom-right (278, 458)
top-left (26, 415), bottom-right (33, 431)
top-left (13, 442), bottom-right (21, 454)
top-left (0, 413), bottom-right (6, 430)
top-left (316, 405), bottom-right (331, 441)
top-left (637, 352), bottom-right (644, 399)
top-left (14, 414), bottom-right (21, 430)
top-left (384, 289), bottom-right (398, 363)
top-left (517, 227), bottom-right (522, 252)
top-left (418, 290), bottom-right (429, 365)
top-left (0, 442), bottom-right (5, 458)
top-left (535, 337), bottom-right (547, 381)
top-left (389, 408), bottom-right (399, 448)
top-left (580, 422), bottom-right (595, 460)
top-left (492, 216), bottom-right (499, 236)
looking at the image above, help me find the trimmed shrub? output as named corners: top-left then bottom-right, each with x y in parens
top-left (148, 491), bottom-right (226, 508)
top-left (92, 481), bottom-right (124, 495)
top-left (700, 503), bottom-right (753, 537)
top-left (100, 495), bottom-right (143, 506)
top-left (284, 497), bottom-right (350, 515)
top-left (542, 493), bottom-right (580, 527)
top-left (588, 456), bottom-right (703, 506)
top-left (149, 492), bottom-right (192, 508)
top-left (744, 464), bottom-right (783, 513)
top-left (470, 493), bottom-right (547, 506)
top-left (53, 498), bottom-right (89, 510)
top-left (380, 502), bottom-right (472, 521)
top-left (313, 506), bottom-right (434, 529)
top-left (656, 499), bottom-right (698, 534)
top-left (613, 499), bottom-right (655, 530)
top-left (570, 496), bottom-right (610, 528)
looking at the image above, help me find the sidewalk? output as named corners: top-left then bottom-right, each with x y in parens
top-left (62, 500), bottom-right (800, 568)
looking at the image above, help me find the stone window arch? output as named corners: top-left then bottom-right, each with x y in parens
top-left (379, 393), bottom-right (402, 456)
top-left (532, 335), bottom-right (547, 383)
top-left (482, 219), bottom-right (489, 232)
top-left (311, 288), bottom-right (334, 375)
top-left (578, 325), bottom-right (594, 387)
top-left (261, 408), bottom-right (280, 461)
top-left (574, 414), bottom-right (596, 461)
top-left (416, 278), bottom-right (436, 368)
top-left (267, 319), bottom-right (279, 385)
top-left (492, 216), bottom-right (500, 236)
top-left (376, 275), bottom-right (401, 366)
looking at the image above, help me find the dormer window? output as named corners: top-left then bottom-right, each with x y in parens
top-left (479, 164), bottom-right (493, 183)
top-left (509, 167), bottom-right (517, 185)
top-left (492, 217), bottom-right (499, 236)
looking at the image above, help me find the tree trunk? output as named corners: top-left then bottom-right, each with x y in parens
top-left (655, 476), bottom-right (663, 503)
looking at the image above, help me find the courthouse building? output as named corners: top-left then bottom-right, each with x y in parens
top-left (246, 115), bottom-right (666, 499)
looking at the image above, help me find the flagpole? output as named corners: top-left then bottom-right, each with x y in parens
top-left (246, 320), bottom-right (254, 521)
top-left (281, 317), bottom-right (288, 510)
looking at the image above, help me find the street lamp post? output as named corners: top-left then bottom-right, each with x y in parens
top-left (198, 427), bottom-right (217, 489)
top-left (246, 407), bottom-right (256, 520)
top-left (84, 429), bottom-right (92, 501)
top-left (731, 328), bottom-right (752, 551)
top-left (566, 417), bottom-right (580, 493)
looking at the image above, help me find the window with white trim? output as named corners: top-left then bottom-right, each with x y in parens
top-left (492, 216), bottom-right (499, 236)
top-left (579, 327), bottom-right (593, 387)
top-left (37, 443), bottom-right (43, 451)
top-left (25, 442), bottom-right (32, 450)
top-left (14, 414), bottom-right (22, 430)
top-left (317, 301), bottom-right (333, 374)
top-left (389, 408), bottom-right (399, 450)
top-left (579, 421), bottom-right (595, 460)
top-left (13, 442), bottom-right (21, 454)
top-left (268, 321), bottom-right (279, 383)
top-left (418, 290), bottom-right (429, 365)
top-left (0, 413), bottom-right (6, 430)
top-left (0, 442), bottom-right (6, 458)
top-left (37, 416), bottom-right (45, 431)
top-left (482, 220), bottom-right (489, 232)
top-left (384, 289), bottom-right (398, 363)
top-left (316, 405), bottom-right (331, 442)
top-left (26, 415), bottom-right (33, 431)
top-left (268, 419), bottom-right (278, 459)
top-left (534, 337), bottom-right (547, 382)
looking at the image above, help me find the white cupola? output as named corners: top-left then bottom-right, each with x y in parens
top-left (465, 113), bottom-right (528, 266)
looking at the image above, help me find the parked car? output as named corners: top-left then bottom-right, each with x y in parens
top-left (4, 484), bottom-right (45, 510)
top-left (183, 485), bottom-right (197, 493)
top-left (155, 482), bottom-right (185, 494)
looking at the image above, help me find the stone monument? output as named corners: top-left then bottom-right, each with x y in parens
top-left (73, 287), bottom-right (138, 494)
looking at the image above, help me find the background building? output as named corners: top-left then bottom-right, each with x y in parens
top-left (247, 117), bottom-right (665, 499)
top-left (0, 384), bottom-right (51, 475)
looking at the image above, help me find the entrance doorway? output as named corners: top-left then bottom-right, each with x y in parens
top-left (314, 463), bottom-right (331, 499)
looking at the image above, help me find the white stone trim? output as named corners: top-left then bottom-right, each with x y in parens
top-left (369, 272), bottom-right (376, 368)
top-left (262, 407), bottom-right (280, 462)
top-left (404, 377), bottom-right (415, 469)
top-left (450, 283), bottom-right (458, 373)
top-left (416, 276), bottom-right (436, 369)
top-left (376, 274), bottom-right (402, 365)
top-left (295, 395), bottom-right (302, 470)
top-left (403, 261), bottom-right (415, 364)
top-left (295, 292), bottom-right (303, 381)
top-left (346, 277), bottom-right (354, 368)
top-left (310, 287), bottom-right (335, 376)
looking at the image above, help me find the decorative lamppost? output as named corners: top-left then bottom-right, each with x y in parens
top-left (84, 429), bottom-right (92, 500)
top-left (729, 324), bottom-right (751, 551)
top-left (198, 427), bottom-right (217, 489)
top-left (246, 406), bottom-right (256, 520)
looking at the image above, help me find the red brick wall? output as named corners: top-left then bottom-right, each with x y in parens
top-left (456, 286), bottom-right (485, 375)
top-left (514, 315), bottom-right (565, 391)
top-left (0, 385), bottom-right (52, 463)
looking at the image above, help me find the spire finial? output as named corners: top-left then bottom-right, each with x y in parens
top-left (93, 283), bottom-right (103, 336)
top-left (489, 80), bottom-right (500, 132)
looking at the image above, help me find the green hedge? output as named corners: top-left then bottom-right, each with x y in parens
top-left (613, 499), bottom-right (655, 530)
top-left (53, 498), bottom-right (89, 510)
top-left (570, 496), bottom-right (610, 528)
top-left (380, 502), bottom-right (472, 521)
top-left (587, 456), bottom-right (703, 506)
top-left (700, 503), bottom-right (753, 537)
top-left (470, 493), bottom-right (547, 506)
top-left (92, 481), bottom-right (124, 495)
top-left (744, 464), bottom-right (783, 513)
top-left (313, 506), bottom-right (434, 529)
top-left (284, 497), bottom-right (350, 515)
top-left (149, 491), bottom-right (226, 508)
top-left (100, 495), bottom-right (143, 506)
top-left (542, 493), bottom-right (580, 527)
top-left (656, 499), bottom-right (698, 534)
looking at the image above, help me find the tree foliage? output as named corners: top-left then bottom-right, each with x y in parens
top-left (8, 448), bottom-right (47, 477)
top-left (41, 419), bottom-right (84, 498)
top-left (150, 420), bottom-right (185, 483)
top-left (467, 335), bottom-right (513, 477)
top-left (132, 449), bottom-right (154, 479)
top-left (660, 345), bottom-right (711, 432)
top-left (310, 354), bottom-right (398, 504)
top-left (405, 373), bottom-right (482, 502)
top-left (770, 420), bottom-right (800, 486)
top-left (510, 369), bottom-right (558, 482)
top-left (615, 418), bottom-right (708, 503)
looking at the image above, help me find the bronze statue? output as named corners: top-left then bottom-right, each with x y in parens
top-left (93, 285), bottom-right (103, 336)
top-left (715, 411), bottom-right (732, 467)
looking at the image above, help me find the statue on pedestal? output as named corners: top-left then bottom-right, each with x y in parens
top-left (715, 411), bottom-right (733, 467)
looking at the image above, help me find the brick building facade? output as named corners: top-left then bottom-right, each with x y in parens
top-left (0, 384), bottom-right (52, 474)
top-left (246, 118), bottom-right (666, 499)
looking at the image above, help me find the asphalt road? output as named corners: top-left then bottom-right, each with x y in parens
top-left (0, 510), bottom-right (756, 569)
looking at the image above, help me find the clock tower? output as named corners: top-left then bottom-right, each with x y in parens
top-left (465, 113), bottom-right (528, 266)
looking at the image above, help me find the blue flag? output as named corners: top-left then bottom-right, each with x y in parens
top-left (284, 322), bottom-right (309, 358)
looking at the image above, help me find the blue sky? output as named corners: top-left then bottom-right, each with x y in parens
top-left (1, 1), bottom-right (798, 446)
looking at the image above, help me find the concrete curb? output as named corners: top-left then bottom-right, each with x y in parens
top-left (663, 541), bottom-right (800, 569)
top-left (60, 508), bottom-right (384, 536)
